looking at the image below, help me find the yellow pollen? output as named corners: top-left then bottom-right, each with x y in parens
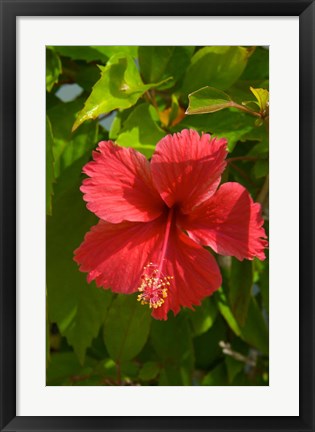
top-left (137, 263), bottom-right (172, 310)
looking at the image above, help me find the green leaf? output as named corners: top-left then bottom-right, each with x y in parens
top-left (182, 46), bottom-right (250, 96)
top-left (215, 288), bottom-right (242, 336)
top-left (109, 113), bottom-right (122, 139)
top-left (46, 47), bottom-right (62, 92)
top-left (150, 314), bottom-right (194, 384)
top-left (215, 289), bottom-right (268, 354)
top-left (172, 109), bottom-right (255, 152)
top-left (46, 302), bottom-right (50, 366)
top-left (75, 63), bottom-right (102, 92)
top-left (188, 297), bottom-right (218, 336)
top-left (253, 159), bottom-right (268, 179)
top-left (139, 361), bottom-right (160, 381)
top-left (139, 46), bottom-right (193, 88)
top-left (250, 87), bottom-right (269, 113)
top-left (47, 352), bottom-right (97, 385)
top-left (168, 94), bottom-right (180, 126)
top-left (47, 159), bottom-right (113, 363)
top-left (121, 361), bottom-right (140, 379)
top-left (92, 46), bottom-right (138, 59)
top-left (229, 259), bottom-right (253, 326)
top-left (240, 297), bottom-right (269, 355)
top-left (225, 356), bottom-right (244, 384)
top-left (186, 86), bottom-right (233, 114)
top-left (241, 47), bottom-right (269, 80)
top-left (46, 116), bottom-right (55, 215)
top-left (202, 362), bottom-right (228, 386)
top-left (72, 54), bottom-right (168, 131)
top-left (103, 294), bottom-right (151, 363)
top-left (116, 103), bottom-right (165, 158)
top-left (255, 258), bottom-right (269, 313)
top-left (47, 96), bottom-right (98, 178)
top-left (193, 315), bottom-right (226, 370)
top-left (159, 365), bottom-right (189, 386)
top-left (54, 46), bottom-right (108, 63)
top-left (228, 79), bottom-right (269, 104)
top-left (108, 108), bottom-right (133, 140)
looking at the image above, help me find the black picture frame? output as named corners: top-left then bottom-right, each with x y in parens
top-left (1, 1), bottom-right (314, 431)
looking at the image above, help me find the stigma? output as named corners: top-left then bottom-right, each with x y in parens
top-left (137, 263), bottom-right (172, 309)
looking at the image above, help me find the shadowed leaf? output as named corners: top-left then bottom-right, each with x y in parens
top-left (229, 259), bottom-right (253, 326)
top-left (46, 116), bottom-right (55, 215)
top-left (103, 294), bottom-right (151, 363)
top-left (47, 158), bottom-right (113, 363)
top-left (46, 47), bottom-right (62, 92)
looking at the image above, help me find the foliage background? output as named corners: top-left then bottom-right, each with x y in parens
top-left (46, 46), bottom-right (269, 386)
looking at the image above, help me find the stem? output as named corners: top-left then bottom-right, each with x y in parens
top-left (229, 162), bottom-right (257, 187)
top-left (227, 156), bottom-right (260, 163)
top-left (230, 101), bottom-right (261, 118)
top-left (145, 90), bottom-right (159, 111)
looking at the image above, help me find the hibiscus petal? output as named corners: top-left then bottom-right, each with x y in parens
top-left (81, 141), bottom-right (164, 223)
top-left (74, 214), bottom-right (222, 321)
top-left (74, 216), bottom-right (167, 293)
top-left (151, 227), bottom-right (222, 320)
top-left (180, 182), bottom-right (268, 261)
top-left (151, 129), bottom-right (227, 213)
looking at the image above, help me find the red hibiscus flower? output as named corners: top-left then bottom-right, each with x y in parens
top-left (74, 129), bottom-right (267, 320)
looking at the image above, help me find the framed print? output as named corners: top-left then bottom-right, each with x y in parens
top-left (0, 0), bottom-right (314, 431)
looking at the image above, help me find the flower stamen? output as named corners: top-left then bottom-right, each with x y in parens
top-left (137, 207), bottom-right (175, 310)
top-left (137, 263), bottom-right (172, 309)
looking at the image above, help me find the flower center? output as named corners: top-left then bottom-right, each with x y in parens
top-left (137, 263), bottom-right (171, 308)
top-left (137, 207), bottom-right (174, 309)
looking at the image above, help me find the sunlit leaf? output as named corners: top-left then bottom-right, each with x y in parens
top-left (92, 46), bottom-right (138, 59)
top-left (250, 87), bottom-right (269, 113)
top-left (72, 54), bottom-right (169, 131)
top-left (116, 103), bottom-right (165, 158)
top-left (182, 46), bottom-right (250, 96)
top-left (186, 86), bottom-right (233, 114)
